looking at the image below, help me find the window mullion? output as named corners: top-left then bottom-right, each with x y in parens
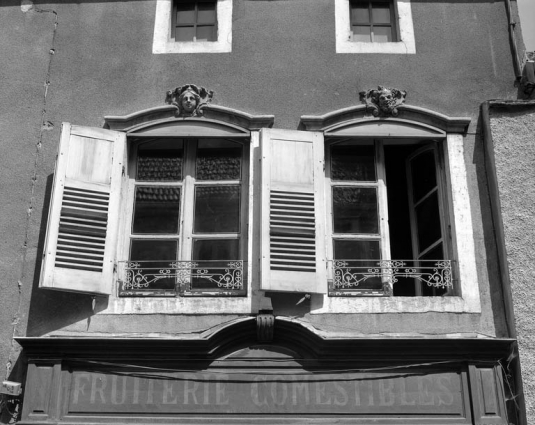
top-left (375, 140), bottom-right (391, 264)
top-left (180, 139), bottom-right (197, 261)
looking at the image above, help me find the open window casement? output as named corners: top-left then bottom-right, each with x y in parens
top-left (260, 129), bottom-right (327, 293)
top-left (40, 123), bottom-right (125, 295)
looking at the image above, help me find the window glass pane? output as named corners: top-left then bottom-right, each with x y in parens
top-left (351, 3), bottom-right (370, 23)
top-left (196, 139), bottom-right (242, 180)
top-left (194, 186), bottom-right (240, 233)
top-left (176, 26), bottom-right (195, 42)
top-left (372, 4), bottom-right (392, 23)
top-left (137, 139), bottom-right (183, 181)
top-left (191, 239), bottom-right (240, 290)
top-left (352, 26), bottom-right (372, 42)
top-left (334, 239), bottom-right (382, 291)
top-left (334, 239), bottom-right (380, 260)
top-left (410, 149), bottom-right (437, 202)
top-left (128, 239), bottom-right (178, 293)
top-left (415, 190), bottom-right (441, 252)
top-left (176, 3), bottom-right (195, 24)
top-left (196, 25), bottom-right (216, 41)
top-left (193, 239), bottom-right (239, 260)
top-left (197, 2), bottom-right (216, 23)
top-left (331, 145), bottom-right (376, 181)
top-left (373, 26), bottom-right (393, 42)
top-left (133, 186), bottom-right (181, 234)
top-left (333, 187), bottom-right (378, 234)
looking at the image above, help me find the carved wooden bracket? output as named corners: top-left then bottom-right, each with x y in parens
top-left (256, 313), bottom-right (275, 343)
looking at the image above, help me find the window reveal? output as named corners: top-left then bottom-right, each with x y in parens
top-left (120, 138), bottom-right (246, 297)
top-left (174, 0), bottom-right (217, 42)
top-left (349, 0), bottom-right (397, 43)
top-left (327, 140), bottom-right (452, 297)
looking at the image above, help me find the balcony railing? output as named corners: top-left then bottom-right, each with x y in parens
top-left (118, 260), bottom-right (244, 296)
top-left (329, 259), bottom-right (453, 295)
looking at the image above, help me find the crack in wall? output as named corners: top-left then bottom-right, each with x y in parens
top-left (5, 3), bottom-right (59, 385)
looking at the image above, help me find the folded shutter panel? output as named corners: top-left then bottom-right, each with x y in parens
top-left (40, 123), bottom-right (125, 295)
top-left (260, 129), bottom-right (326, 293)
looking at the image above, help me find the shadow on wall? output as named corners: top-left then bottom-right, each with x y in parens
top-left (472, 115), bottom-right (509, 338)
top-left (25, 174), bottom-right (108, 337)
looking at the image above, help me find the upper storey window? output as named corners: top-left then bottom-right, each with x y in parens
top-left (326, 140), bottom-right (451, 297)
top-left (122, 138), bottom-right (248, 297)
top-left (174, 0), bottom-right (217, 42)
top-left (153, 0), bottom-right (232, 54)
top-left (350, 0), bottom-right (397, 43)
top-left (335, 0), bottom-right (416, 54)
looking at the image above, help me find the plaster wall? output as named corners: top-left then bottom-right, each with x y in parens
top-left (0, 0), bottom-right (519, 386)
top-left (489, 106), bottom-right (535, 422)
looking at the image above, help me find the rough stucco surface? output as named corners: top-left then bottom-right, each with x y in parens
top-left (490, 108), bottom-right (535, 421)
top-left (0, 0), bottom-right (520, 396)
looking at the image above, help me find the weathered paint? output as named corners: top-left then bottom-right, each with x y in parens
top-left (0, 0), bottom-right (523, 412)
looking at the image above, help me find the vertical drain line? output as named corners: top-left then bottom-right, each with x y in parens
top-left (6, 6), bottom-right (59, 386)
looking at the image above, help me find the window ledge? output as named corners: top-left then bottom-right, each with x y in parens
top-left (311, 295), bottom-right (481, 314)
top-left (335, 0), bottom-right (416, 54)
top-left (153, 0), bottom-right (232, 54)
top-left (102, 296), bottom-right (254, 315)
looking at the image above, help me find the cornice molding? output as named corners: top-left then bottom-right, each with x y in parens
top-left (300, 105), bottom-right (471, 134)
top-left (104, 104), bottom-right (274, 132)
top-left (16, 317), bottom-right (514, 362)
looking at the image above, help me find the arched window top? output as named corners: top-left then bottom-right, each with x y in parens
top-left (104, 104), bottom-right (275, 135)
top-left (299, 104), bottom-right (471, 135)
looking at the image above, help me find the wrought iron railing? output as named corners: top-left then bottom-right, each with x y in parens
top-left (118, 260), bottom-right (244, 296)
top-left (330, 259), bottom-right (453, 295)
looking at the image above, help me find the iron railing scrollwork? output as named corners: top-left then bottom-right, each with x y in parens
top-left (330, 259), bottom-right (453, 295)
top-left (118, 260), bottom-right (244, 296)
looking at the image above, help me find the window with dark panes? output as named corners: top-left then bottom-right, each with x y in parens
top-left (327, 140), bottom-right (452, 297)
top-left (349, 0), bottom-right (397, 42)
top-left (174, 0), bottom-right (217, 42)
top-left (121, 138), bottom-right (247, 297)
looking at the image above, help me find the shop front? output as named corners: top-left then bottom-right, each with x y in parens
top-left (17, 318), bottom-right (513, 425)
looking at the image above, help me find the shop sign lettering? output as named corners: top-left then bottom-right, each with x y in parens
top-left (68, 371), bottom-right (464, 415)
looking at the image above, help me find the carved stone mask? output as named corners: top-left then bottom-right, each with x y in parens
top-left (181, 92), bottom-right (197, 113)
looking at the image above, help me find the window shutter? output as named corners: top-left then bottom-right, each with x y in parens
top-left (40, 123), bottom-right (125, 295)
top-left (260, 129), bottom-right (326, 293)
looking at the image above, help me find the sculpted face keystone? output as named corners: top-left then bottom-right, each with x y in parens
top-left (181, 92), bottom-right (197, 113)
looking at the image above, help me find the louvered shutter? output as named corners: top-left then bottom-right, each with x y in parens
top-left (39, 123), bottom-right (125, 295)
top-left (260, 129), bottom-right (326, 293)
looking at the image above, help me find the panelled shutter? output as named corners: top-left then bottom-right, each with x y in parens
top-left (260, 129), bottom-right (327, 293)
top-left (40, 123), bottom-right (125, 295)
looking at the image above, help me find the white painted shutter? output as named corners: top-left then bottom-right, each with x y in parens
top-left (260, 129), bottom-right (326, 293)
top-left (39, 123), bottom-right (125, 295)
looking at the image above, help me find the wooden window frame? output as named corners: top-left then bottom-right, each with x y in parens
top-left (349, 0), bottom-right (399, 43)
top-left (325, 139), bottom-right (453, 297)
top-left (172, 0), bottom-right (218, 43)
top-left (121, 137), bottom-right (249, 298)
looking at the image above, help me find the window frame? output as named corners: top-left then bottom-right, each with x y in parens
top-left (349, 0), bottom-right (399, 43)
top-left (335, 0), bottom-right (416, 54)
top-left (120, 136), bottom-right (249, 298)
top-left (325, 138), bottom-right (454, 298)
top-left (172, 0), bottom-right (218, 43)
top-left (153, 0), bottom-right (232, 54)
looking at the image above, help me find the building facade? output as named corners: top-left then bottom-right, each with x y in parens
top-left (0, 0), bottom-right (532, 423)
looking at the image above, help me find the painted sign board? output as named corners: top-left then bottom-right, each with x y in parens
top-left (66, 369), bottom-right (465, 416)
